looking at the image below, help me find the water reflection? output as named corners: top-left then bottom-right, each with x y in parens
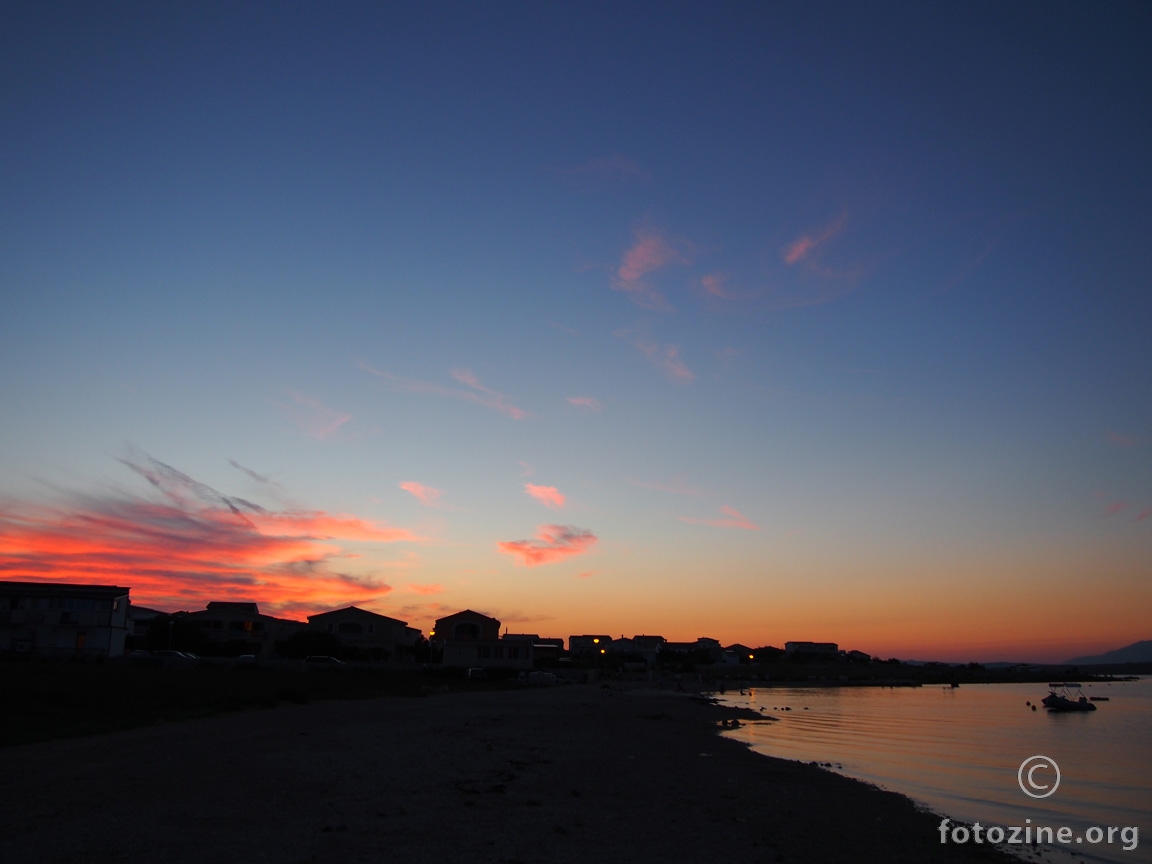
top-left (719, 679), bottom-right (1151, 864)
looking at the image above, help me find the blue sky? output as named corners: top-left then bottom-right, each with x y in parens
top-left (2, 1), bottom-right (1149, 661)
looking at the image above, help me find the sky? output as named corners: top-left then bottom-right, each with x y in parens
top-left (1, 1), bottom-right (1149, 663)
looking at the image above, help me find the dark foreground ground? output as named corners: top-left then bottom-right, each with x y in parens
top-left (0, 682), bottom-right (1024, 864)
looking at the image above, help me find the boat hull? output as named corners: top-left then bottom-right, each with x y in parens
top-left (1041, 694), bottom-right (1097, 712)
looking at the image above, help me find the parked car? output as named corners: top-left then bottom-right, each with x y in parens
top-left (303, 655), bottom-right (344, 670)
top-left (153, 650), bottom-right (196, 667)
top-left (465, 667), bottom-right (487, 680)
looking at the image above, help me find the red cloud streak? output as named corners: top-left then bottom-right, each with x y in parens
top-left (0, 457), bottom-right (420, 616)
top-left (497, 525), bottom-right (597, 566)
top-left (679, 505), bottom-right (758, 530)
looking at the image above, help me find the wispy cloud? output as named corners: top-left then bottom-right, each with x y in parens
top-left (679, 505), bottom-right (758, 530)
top-left (0, 455), bottom-right (422, 617)
top-left (629, 475), bottom-right (711, 497)
top-left (576, 570), bottom-right (596, 579)
top-left (566, 396), bottom-right (602, 411)
top-left (497, 525), bottom-right (597, 566)
top-left (517, 461), bottom-right (536, 477)
top-left (1106, 432), bottom-right (1141, 448)
top-left (1105, 501), bottom-right (1129, 517)
top-left (405, 583), bottom-right (443, 595)
top-left (782, 212), bottom-right (848, 265)
top-left (285, 391), bottom-right (352, 440)
top-left (524, 484), bottom-right (565, 509)
top-left (391, 600), bottom-right (451, 626)
top-left (612, 227), bottom-right (692, 310)
top-left (399, 481), bottom-right (443, 508)
top-left (1135, 508), bottom-right (1151, 522)
top-left (360, 362), bottom-right (530, 420)
top-left (699, 272), bottom-right (747, 301)
top-left (939, 237), bottom-right (999, 294)
top-left (556, 154), bottom-right (651, 184)
top-left (761, 281), bottom-right (859, 312)
top-left (228, 459), bottom-right (278, 487)
top-left (614, 327), bottom-right (695, 384)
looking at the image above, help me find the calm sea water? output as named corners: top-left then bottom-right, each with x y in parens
top-left (718, 678), bottom-right (1151, 864)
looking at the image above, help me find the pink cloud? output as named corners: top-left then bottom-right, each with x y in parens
top-left (1105, 501), bottom-right (1129, 516)
top-left (517, 461), bottom-right (535, 477)
top-left (566, 396), bottom-right (603, 410)
top-left (399, 481), bottom-right (443, 508)
top-left (497, 525), bottom-right (597, 566)
top-left (576, 571), bottom-right (596, 579)
top-left (525, 484), bottom-right (565, 509)
top-left (1106, 432), bottom-right (1140, 448)
top-left (611, 227), bottom-right (692, 310)
top-left (614, 328), bottom-right (695, 384)
top-left (1135, 508), bottom-right (1151, 522)
top-left (406, 583), bottom-right (443, 595)
top-left (700, 272), bottom-right (742, 300)
top-left (782, 212), bottom-right (848, 265)
top-left (679, 505), bottom-right (758, 530)
top-left (285, 391), bottom-right (351, 440)
top-left (360, 362), bottom-right (529, 420)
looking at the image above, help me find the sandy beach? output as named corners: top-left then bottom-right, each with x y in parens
top-left (0, 682), bottom-right (1018, 864)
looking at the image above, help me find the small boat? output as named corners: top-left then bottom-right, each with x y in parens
top-left (1041, 683), bottom-right (1097, 712)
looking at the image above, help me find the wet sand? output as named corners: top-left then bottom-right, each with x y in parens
top-left (0, 682), bottom-right (1016, 863)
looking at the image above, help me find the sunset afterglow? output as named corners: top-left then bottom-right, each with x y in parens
top-left (1, 3), bottom-right (1149, 662)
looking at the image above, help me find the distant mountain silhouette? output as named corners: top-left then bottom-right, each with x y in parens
top-left (1066, 640), bottom-right (1152, 665)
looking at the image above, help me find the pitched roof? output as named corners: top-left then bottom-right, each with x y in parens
top-left (308, 605), bottom-right (407, 625)
top-left (434, 609), bottom-right (500, 624)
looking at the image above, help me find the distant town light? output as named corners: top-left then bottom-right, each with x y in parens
top-left (599, 648), bottom-right (605, 654)
top-left (593, 637), bottom-right (599, 643)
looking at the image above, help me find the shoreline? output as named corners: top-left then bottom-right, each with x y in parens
top-left (0, 682), bottom-right (1019, 863)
